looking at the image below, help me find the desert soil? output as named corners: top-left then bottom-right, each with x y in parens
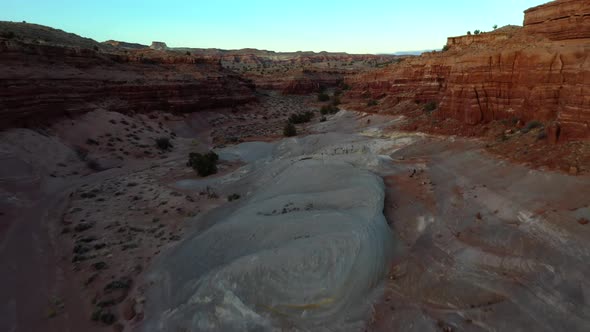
top-left (1, 93), bottom-right (589, 331)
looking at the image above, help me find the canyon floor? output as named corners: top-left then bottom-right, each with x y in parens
top-left (1, 93), bottom-right (590, 331)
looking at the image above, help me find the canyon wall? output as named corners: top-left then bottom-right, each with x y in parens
top-left (210, 50), bottom-right (397, 94)
top-left (350, 0), bottom-right (590, 141)
top-left (524, 0), bottom-right (590, 40)
top-left (0, 39), bottom-right (256, 129)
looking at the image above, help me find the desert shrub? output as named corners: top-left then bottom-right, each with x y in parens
top-left (423, 101), bottom-right (437, 112)
top-left (187, 151), bottom-right (219, 177)
top-left (317, 93), bottom-right (330, 102)
top-left (333, 88), bottom-right (343, 96)
top-left (474, 30), bottom-right (481, 35)
top-left (283, 122), bottom-right (297, 137)
top-left (288, 111), bottom-right (314, 124)
top-left (155, 137), bottom-right (173, 150)
top-left (74, 146), bottom-right (89, 161)
top-left (0, 31), bottom-right (15, 39)
top-left (86, 138), bottom-right (99, 145)
top-left (521, 120), bottom-right (544, 134)
top-left (442, 44), bottom-right (450, 52)
top-left (227, 193), bottom-right (241, 201)
top-left (498, 132), bottom-right (510, 142)
top-left (86, 159), bottom-right (102, 171)
top-left (331, 96), bottom-right (341, 106)
top-left (367, 99), bottom-right (378, 107)
top-left (320, 105), bottom-right (339, 115)
top-left (341, 84), bottom-right (351, 90)
top-left (93, 45), bottom-right (99, 51)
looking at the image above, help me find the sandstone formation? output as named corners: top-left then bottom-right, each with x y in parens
top-left (524, 0), bottom-right (590, 40)
top-left (144, 133), bottom-right (398, 331)
top-left (348, 0), bottom-right (590, 141)
top-left (149, 41), bottom-right (167, 50)
top-left (0, 36), bottom-right (256, 129)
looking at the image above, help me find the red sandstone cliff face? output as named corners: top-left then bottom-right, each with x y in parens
top-left (0, 39), bottom-right (256, 129)
top-left (349, 0), bottom-right (590, 141)
top-left (214, 51), bottom-right (397, 94)
top-left (524, 0), bottom-right (590, 40)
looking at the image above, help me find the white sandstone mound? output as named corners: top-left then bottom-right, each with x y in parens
top-left (143, 133), bottom-right (403, 331)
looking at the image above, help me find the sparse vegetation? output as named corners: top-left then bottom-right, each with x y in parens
top-left (288, 111), bottom-right (314, 124)
top-left (320, 104), bottom-right (339, 115)
top-left (283, 122), bottom-right (297, 137)
top-left (493, 24), bottom-right (498, 30)
top-left (442, 44), bottom-right (450, 52)
top-left (0, 31), bottom-right (15, 39)
top-left (467, 31), bottom-right (472, 35)
top-left (537, 131), bottom-right (548, 140)
top-left (521, 120), bottom-right (544, 134)
top-left (86, 138), bottom-right (99, 145)
top-left (227, 193), bottom-right (241, 201)
top-left (86, 159), bottom-right (102, 171)
top-left (423, 101), bottom-right (438, 112)
top-left (317, 93), bottom-right (330, 102)
top-left (320, 116), bottom-right (327, 122)
top-left (331, 96), bottom-right (341, 106)
top-left (474, 30), bottom-right (482, 35)
top-left (367, 99), bottom-right (378, 107)
top-left (187, 151), bottom-right (219, 177)
top-left (341, 84), bottom-right (351, 90)
top-left (155, 137), bottom-right (173, 150)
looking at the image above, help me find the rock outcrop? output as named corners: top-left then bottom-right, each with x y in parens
top-left (211, 50), bottom-right (397, 94)
top-left (0, 38), bottom-right (256, 129)
top-left (524, 0), bottom-right (590, 40)
top-left (349, 0), bottom-right (590, 141)
top-left (150, 41), bottom-right (168, 50)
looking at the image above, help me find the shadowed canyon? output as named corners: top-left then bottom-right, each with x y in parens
top-left (1, 0), bottom-right (590, 331)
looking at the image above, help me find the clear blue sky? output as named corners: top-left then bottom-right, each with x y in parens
top-left (3, 0), bottom-right (546, 53)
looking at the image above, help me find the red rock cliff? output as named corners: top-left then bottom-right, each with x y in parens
top-left (524, 0), bottom-right (590, 40)
top-left (0, 39), bottom-right (256, 129)
top-left (349, 0), bottom-right (590, 141)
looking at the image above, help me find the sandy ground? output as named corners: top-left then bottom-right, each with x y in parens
top-left (1, 95), bottom-right (590, 331)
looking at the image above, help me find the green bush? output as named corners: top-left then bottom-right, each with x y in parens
top-left (227, 193), bottom-right (241, 201)
top-left (283, 122), bottom-right (297, 137)
top-left (331, 96), bottom-right (341, 106)
top-left (155, 137), bottom-right (173, 150)
top-left (188, 151), bottom-right (219, 177)
top-left (317, 93), bottom-right (330, 102)
top-left (423, 101), bottom-right (437, 112)
top-left (442, 44), bottom-right (450, 52)
top-left (320, 105), bottom-right (339, 115)
top-left (288, 111), bottom-right (314, 124)
top-left (521, 120), bottom-right (544, 134)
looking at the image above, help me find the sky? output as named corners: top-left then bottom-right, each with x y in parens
top-left (2, 0), bottom-right (547, 54)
